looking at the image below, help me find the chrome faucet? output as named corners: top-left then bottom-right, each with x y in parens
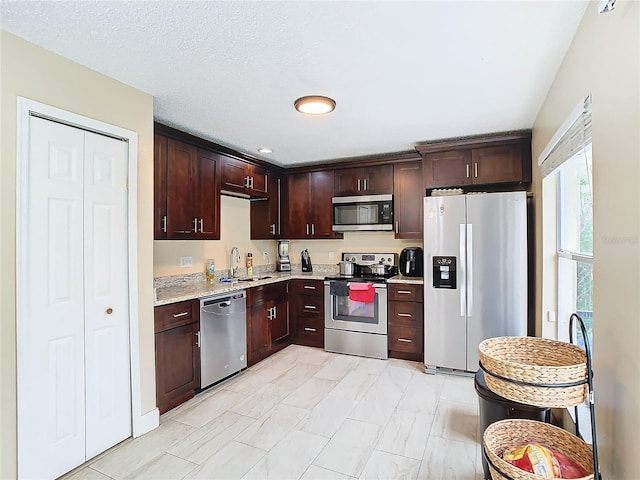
top-left (229, 247), bottom-right (241, 278)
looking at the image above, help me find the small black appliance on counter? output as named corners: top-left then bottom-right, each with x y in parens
top-left (301, 249), bottom-right (313, 272)
top-left (399, 247), bottom-right (423, 277)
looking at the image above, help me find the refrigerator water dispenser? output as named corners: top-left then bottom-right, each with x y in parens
top-left (433, 256), bottom-right (456, 288)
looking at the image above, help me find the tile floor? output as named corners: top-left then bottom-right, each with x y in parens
top-left (63, 345), bottom-right (484, 480)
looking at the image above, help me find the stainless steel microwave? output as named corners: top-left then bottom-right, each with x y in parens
top-left (332, 194), bottom-right (393, 231)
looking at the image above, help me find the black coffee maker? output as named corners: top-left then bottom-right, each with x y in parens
top-left (399, 247), bottom-right (423, 277)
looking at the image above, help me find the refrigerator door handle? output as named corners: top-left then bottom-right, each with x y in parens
top-left (459, 224), bottom-right (466, 317)
top-left (467, 224), bottom-right (473, 317)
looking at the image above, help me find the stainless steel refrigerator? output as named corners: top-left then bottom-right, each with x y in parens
top-left (423, 191), bottom-right (528, 373)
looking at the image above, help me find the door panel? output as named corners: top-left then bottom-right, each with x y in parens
top-left (465, 192), bottom-right (527, 370)
top-left (166, 139), bottom-right (196, 238)
top-left (423, 195), bottom-right (467, 371)
top-left (22, 117), bottom-right (86, 479)
top-left (309, 170), bottom-right (334, 238)
top-left (83, 131), bottom-right (131, 459)
top-left (196, 149), bottom-right (221, 239)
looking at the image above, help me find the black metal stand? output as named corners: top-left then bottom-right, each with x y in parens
top-left (569, 312), bottom-right (600, 480)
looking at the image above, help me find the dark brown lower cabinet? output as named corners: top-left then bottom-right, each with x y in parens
top-left (154, 300), bottom-right (200, 414)
top-left (290, 279), bottom-right (325, 348)
top-left (388, 283), bottom-right (424, 362)
top-left (247, 282), bottom-right (290, 367)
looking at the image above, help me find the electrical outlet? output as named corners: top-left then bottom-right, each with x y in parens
top-left (180, 256), bottom-right (192, 268)
top-left (547, 311), bottom-right (556, 322)
top-left (262, 252), bottom-right (269, 261)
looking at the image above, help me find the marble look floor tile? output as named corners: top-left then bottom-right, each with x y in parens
top-left (330, 369), bottom-right (378, 402)
top-left (300, 465), bottom-right (354, 480)
top-left (122, 453), bottom-right (197, 480)
top-left (235, 403), bottom-right (308, 450)
top-left (253, 346), bottom-right (306, 372)
top-left (313, 419), bottom-right (382, 478)
top-left (171, 389), bottom-right (249, 428)
top-left (281, 377), bottom-right (338, 410)
top-left (352, 356), bottom-right (388, 375)
top-left (242, 429), bottom-right (329, 480)
top-left (430, 399), bottom-right (478, 444)
top-left (376, 409), bottom-right (435, 460)
top-left (90, 420), bottom-right (195, 479)
top-left (297, 392), bottom-right (359, 438)
top-left (269, 362), bottom-right (323, 391)
top-left (439, 374), bottom-right (478, 406)
top-left (359, 450), bottom-right (420, 480)
top-left (294, 347), bottom-right (335, 366)
top-left (417, 436), bottom-right (477, 480)
top-left (397, 371), bottom-right (443, 415)
top-left (349, 367), bottom-right (412, 426)
top-left (222, 367), bottom-right (284, 395)
top-left (167, 412), bottom-right (255, 464)
top-left (313, 353), bottom-right (361, 381)
top-left (61, 467), bottom-right (114, 480)
top-left (227, 385), bottom-right (282, 419)
top-left (184, 441), bottom-right (266, 480)
top-left (387, 358), bottom-right (424, 372)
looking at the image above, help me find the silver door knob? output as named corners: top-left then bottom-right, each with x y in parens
top-left (106, 308), bottom-right (113, 315)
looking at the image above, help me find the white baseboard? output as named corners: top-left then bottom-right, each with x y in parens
top-left (133, 408), bottom-right (159, 437)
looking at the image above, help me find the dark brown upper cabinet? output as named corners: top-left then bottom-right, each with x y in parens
top-left (221, 156), bottom-right (270, 198)
top-left (250, 173), bottom-right (282, 239)
top-left (417, 132), bottom-right (532, 190)
top-left (155, 135), bottom-right (221, 240)
top-left (334, 165), bottom-right (393, 196)
top-left (393, 161), bottom-right (423, 239)
top-left (284, 170), bottom-right (342, 239)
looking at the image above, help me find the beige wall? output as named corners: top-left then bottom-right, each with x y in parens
top-left (0, 32), bottom-right (155, 478)
top-left (532, 2), bottom-right (639, 478)
top-left (154, 195), bottom-right (422, 277)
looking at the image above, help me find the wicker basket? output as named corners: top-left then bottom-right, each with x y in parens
top-left (483, 419), bottom-right (594, 480)
top-left (479, 336), bottom-right (588, 408)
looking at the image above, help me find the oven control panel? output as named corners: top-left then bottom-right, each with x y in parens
top-left (342, 253), bottom-right (398, 266)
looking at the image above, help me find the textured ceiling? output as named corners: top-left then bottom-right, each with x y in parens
top-left (1, 1), bottom-right (588, 166)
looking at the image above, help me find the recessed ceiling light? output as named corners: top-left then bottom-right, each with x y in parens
top-left (294, 95), bottom-right (336, 115)
top-left (258, 148), bottom-right (273, 154)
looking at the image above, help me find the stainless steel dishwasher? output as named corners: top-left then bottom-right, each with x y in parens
top-left (200, 290), bottom-right (247, 389)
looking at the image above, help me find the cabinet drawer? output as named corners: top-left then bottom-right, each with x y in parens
top-left (388, 283), bottom-right (423, 302)
top-left (292, 279), bottom-right (323, 296)
top-left (388, 301), bottom-right (424, 327)
top-left (297, 317), bottom-right (324, 348)
top-left (154, 300), bottom-right (194, 333)
top-left (297, 295), bottom-right (324, 317)
top-left (388, 325), bottom-right (423, 354)
top-left (248, 281), bottom-right (288, 304)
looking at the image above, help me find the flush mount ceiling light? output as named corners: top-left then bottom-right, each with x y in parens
top-left (258, 148), bottom-right (273, 154)
top-left (294, 95), bottom-right (336, 115)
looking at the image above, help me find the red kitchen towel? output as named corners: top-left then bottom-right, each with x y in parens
top-left (349, 283), bottom-right (375, 303)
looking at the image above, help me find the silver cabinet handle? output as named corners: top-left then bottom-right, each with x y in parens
top-left (397, 338), bottom-right (412, 343)
top-left (172, 311), bottom-right (189, 318)
top-left (250, 176), bottom-right (254, 189)
top-left (304, 327), bottom-right (317, 332)
top-left (306, 224), bottom-right (310, 235)
top-left (466, 164), bottom-right (470, 178)
top-left (244, 176), bottom-right (251, 188)
top-left (395, 221), bottom-right (399, 234)
top-left (264, 174), bottom-right (268, 193)
top-left (397, 290), bottom-right (412, 294)
top-left (199, 219), bottom-right (204, 232)
top-left (398, 313), bottom-right (412, 317)
top-left (193, 218), bottom-right (198, 233)
top-left (303, 285), bottom-right (316, 290)
top-left (196, 331), bottom-right (201, 347)
top-left (357, 179), bottom-right (361, 191)
top-left (363, 179), bottom-right (368, 191)
top-left (304, 305), bottom-right (316, 310)
top-left (162, 215), bottom-right (167, 233)
top-left (311, 224), bottom-right (315, 235)
top-left (474, 163), bottom-right (478, 178)
top-left (270, 224), bottom-right (276, 235)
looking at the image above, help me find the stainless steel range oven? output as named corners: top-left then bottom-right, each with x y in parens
top-left (324, 253), bottom-right (398, 360)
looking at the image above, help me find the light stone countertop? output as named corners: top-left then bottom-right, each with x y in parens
top-left (154, 271), bottom-right (326, 306)
top-left (387, 275), bottom-right (424, 285)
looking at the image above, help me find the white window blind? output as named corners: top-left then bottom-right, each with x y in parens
top-left (538, 95), bottom-right (592, 178)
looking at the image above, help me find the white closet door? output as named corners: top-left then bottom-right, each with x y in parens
top-left (19, 117), bottom-right (131, 479)
top-left (20, 116), bottom-right (87, 479)
top-left (83, 131), bottom-right (131, 459)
